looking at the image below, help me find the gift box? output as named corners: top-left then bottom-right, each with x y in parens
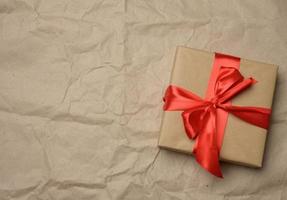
top-left (158, 46), bottom-right (278, 177)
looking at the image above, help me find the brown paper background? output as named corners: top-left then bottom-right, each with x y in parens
top-left (0, 0), bottom-right (286, 199)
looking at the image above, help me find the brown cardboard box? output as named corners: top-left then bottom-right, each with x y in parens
top-left (158, 46), bottom-right (278, 168)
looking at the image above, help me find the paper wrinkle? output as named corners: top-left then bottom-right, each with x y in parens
top-left (0, 0), bottom-right (287, 199)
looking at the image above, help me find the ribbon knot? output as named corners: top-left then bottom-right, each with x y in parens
top-left (163, 66), bottom-right (271, 178)
top-left (209, 97), bottom-right (219, 108)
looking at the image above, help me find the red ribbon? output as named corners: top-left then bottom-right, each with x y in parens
top-left (163, 53), bottom-right (271, 178)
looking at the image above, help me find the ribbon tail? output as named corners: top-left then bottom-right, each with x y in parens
top-left (193, 133), bottom-right (223, 178)
top-left (192, 107), bottom-right (223, 178)
top-left (218, 77), bottom-right (256, 103)
top-left (223, 105), bottom-right (271, 129)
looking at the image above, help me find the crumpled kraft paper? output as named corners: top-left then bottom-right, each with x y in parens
top-left (0, 0), bottom-right (286, 199)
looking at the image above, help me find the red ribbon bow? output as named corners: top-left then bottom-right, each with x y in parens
top-left (163, 54), bottom-right (271, 178)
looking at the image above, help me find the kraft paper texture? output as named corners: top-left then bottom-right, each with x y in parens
top-left (158, 46), bottom-right (278, 168)
top-left (0, 0), bottom-right (287, 199)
